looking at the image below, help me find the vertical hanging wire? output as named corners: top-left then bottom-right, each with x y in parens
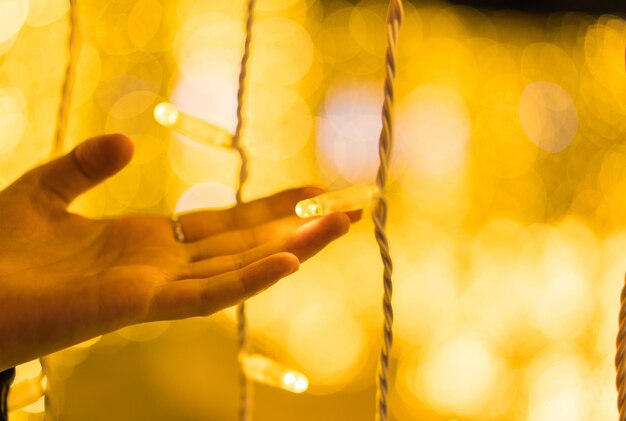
top-left (53, 0), bottom-right (79, 157)
top-left (232, 1), bottom-right (256, 420)
top-left (42, 1), bottom-right (79, 418)
top-left (373, 2), bottom-right (403, 421)
top-left (616, 275), bottom-right (626, 420)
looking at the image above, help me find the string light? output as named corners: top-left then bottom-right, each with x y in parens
top-left (239, 353), bottom-right (309, 394)
top-left (295, 184), bottom-right (376, 218)
top-left (7, 376), bottom-right (46, 413)
top-left (153, 102), bottom-right (232, 148)
top-left (8, 360), bottom-right (46, 413)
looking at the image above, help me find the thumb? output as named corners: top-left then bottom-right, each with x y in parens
top-left (34, 134), bottom-right (134, 205)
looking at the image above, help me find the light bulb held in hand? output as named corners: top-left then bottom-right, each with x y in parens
top-left (240, 353), bottom-right (309, 394)
top-left (153, 102), bottom-right (232, 148)
top-left (295, 184), bottom-right (377, 218)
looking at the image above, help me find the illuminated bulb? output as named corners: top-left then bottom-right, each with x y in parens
top-left (153, 102), bottom-right (232, 148)
top-left (295, 184), bottom-right (376, 218)
top-left (240, 353), bottom-right (309, 394)
top-left (8, 375), bottom-right (45, 413)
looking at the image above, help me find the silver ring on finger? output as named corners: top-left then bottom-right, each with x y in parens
top-left (171, 216), bottom-right (185, 243)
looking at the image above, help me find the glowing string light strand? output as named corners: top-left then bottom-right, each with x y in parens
top-left (295, 184), bottom-right (376, 218)
top-left (153, 102), bottom-right (232, 147)
top-left (239, 354), bottom-right (308, 394)
top-left (373, 2), bottom-right (403, 421)
top-left (616, 275), bottom-right (626, 421)
top-left (232, 1), bottom-right (256, 420)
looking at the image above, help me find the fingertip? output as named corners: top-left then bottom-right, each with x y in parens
top-left (345, 209), bottom-right (363, 223)
top-left (287, 213), bottom-right (350, 253)
top-left (272, 252), bottom-right (300, 274)
top-left (75, 134), bottom-right (134, 180)
top-left (99, 133), bottom-right (134, 167)
top-left (241, 253), bottom-right (300, 299)
top-left (339, 212), bottom-right (352, 230)
top-left (325, 212), bottom-right (351, 237)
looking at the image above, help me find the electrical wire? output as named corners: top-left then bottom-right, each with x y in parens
top-left (231, 1), bottom-right (256, 420)
top-left (373, 2), bottom-right (403, 420)
top-left (616, 275), bottom-right (626, 421)
top-left (53, 0), bottom-right (79, 157)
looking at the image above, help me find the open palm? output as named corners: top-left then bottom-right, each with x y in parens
top-left (0, 134), bottom-right (357, 371)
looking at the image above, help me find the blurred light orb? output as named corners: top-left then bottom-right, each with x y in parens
top-left (109, 89), bottom-right (157, 120)
top-left (527, 360), bottom-right (590, 421)
top-left (104, 162), bottom-right (141, 210)
top-left (421, 335), bottom-right (499, 414)
top-left (394, 248), bottom-right (458, 346)
top-left (0, 87), bottom-right (27, 156)
top-left (246, 87), bottom-right (312, 160)
top-left (317, 83), bottom-right (383, 184)
top-left (590, 361), bottom-right (620, 420)
top-left (349, 5), bottom-right (387, 58)
top-left (154, 102), bottom-right (179, 127)
top-left (127, 0), bottom-right (162, 50)
top-left (26, 0), bottom-right (68, 27)
top-left (399, 84), bottom-right (470, 178)
top-left (519, 82), bottom-right (578, 152)
top-left (175, 181), bottom-right (236, 214)
top-left (253, 18), bottom-right (314, 86)
top-left (173, 55), bottom-right (238, 134)
top-left (0, 0), bottom-right (29, 43)
top-left (173, 13), bottom-right (240, 133)
top-left (531, 231), bottom-right (594, 340)
top-left (0, 33), bottom-right (18, 56)
top-left (175, 13), bottom-right (242, 65)
top-left (285, 301), bottom-right (366, 392)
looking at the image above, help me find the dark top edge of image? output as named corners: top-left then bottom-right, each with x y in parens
top-left (446, 0), bottom-right (626, 16)
top-left (337, 0), bottom-right (626, 16)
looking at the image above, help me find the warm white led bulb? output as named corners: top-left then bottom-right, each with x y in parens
top-left (153, 102), bottom-right (232, 147)
top-left (240, 353), bottom-right (309, 394)
top-left (295, 184), bottom-right (376, 218)
top-left (8, 375), bottom-right (45, 413)
top-left (154, 102), bottom-right (179, 127)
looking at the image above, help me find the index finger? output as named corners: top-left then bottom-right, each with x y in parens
top-left (177, 187), bottom-right (323, 242)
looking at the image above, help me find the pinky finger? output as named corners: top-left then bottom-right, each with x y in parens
top-left (146, 253), bottom-right (300, 321)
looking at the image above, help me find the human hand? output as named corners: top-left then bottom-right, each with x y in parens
top-left (0, 134), bottom-right (358, 371)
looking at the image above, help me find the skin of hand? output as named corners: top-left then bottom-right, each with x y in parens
top-left (0, 134), bottom-right (360, 372)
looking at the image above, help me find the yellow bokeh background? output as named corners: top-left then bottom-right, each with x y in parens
top-left (2, 0), bottom-right (626, 420)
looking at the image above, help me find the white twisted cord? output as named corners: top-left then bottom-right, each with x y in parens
top-left (616, 274), bottom-right (626, 420)
top-left (232, 1), bottom-right (256, 420)
top-left (373, 2), bottom-right (403, 421)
